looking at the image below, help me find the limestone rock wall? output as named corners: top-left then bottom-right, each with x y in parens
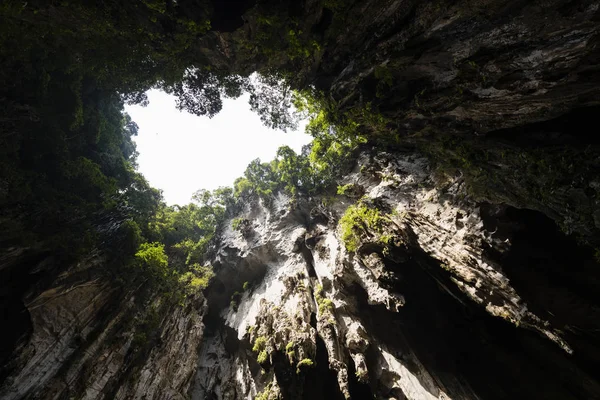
top-left (0, 257), bottom-right (206, 400)
top-left (193, 152), bottom-right (600, 400)
top-left (2, 152), bottom-right (598, 399)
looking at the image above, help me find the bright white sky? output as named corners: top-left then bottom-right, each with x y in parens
top-left (125, 89), bottom-right (311, 205)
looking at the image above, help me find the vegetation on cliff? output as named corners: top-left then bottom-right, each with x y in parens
top-left (0, 0), bottom-right (360, 303)
top-left (1, 0), bottom-right (598, 327)
top-left (2, 1), bottom-right (600, 398)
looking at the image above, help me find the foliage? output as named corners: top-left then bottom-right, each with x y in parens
top-left (178, 264), bottom-right (214, 295)
top-left (232, 218), bottom-right (244, 231)
top-left (0, 0), bottom-right (384, 313)
top-left (228, 85), bottom-right (380, 202)
top-left (319, 298), bottom-right (334, 315)
top-left (135, 243), bottom-right (169, 278)
top-left (337, 183), bottom-right (363, 198)
top-left (0, 0), bottom-right (215, 278)
top-left (253, 336), bottom-right (267, 353)
top-left (232, 140), bottom-right (353, 201)
top-left (296, 358), bottom-right (315, 373)
top-left (339, 203), bottom-right (388, 252)
top-left (323, 0), bottom-right (348, 11)
top-left (286, 341), bottom-right (295, 353)
top-left (148, 187), bottom-right (232, 263)
top-left (248, 73), bottom-right (302, 132)
top-left (232, 217), bottom-right (253, 237)
top-left (257, 350), bottom-right (268, 364)
top-left (130, 304), bottom-right (163, 351)
top-left (355, 369), bottom-right (369, 382)
top-left (166, 69), bottom-right (256, 119)
top-left (165, 70), bottom-right (305, 133)
top-left (255, 382), bottom-right (280, 400)
top-left (315, 284), bottom-right (335, 316)
top-left (337, 184), bottom-right (354, 196)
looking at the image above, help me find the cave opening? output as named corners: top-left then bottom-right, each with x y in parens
top-left (1, 0), bottom-right (599, 398)
top-left (124, 89), bottom-right (311, 206)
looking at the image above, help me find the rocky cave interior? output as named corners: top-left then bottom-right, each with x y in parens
top-left (1, 0), bottom-right (600, 399)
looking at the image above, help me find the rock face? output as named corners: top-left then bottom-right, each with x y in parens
top-left (1, 152), bottom-right (599, 399)
top-left (1, 0), bottom-right (600, 399)
top-left (0, 255), bottom-right (206, 400)
top-left (201, 0), bottom-right (600, 245)
top-left (192, 152), bottom-right (600, 400)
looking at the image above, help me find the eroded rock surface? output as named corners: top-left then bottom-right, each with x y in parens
top-left (0, 257), bottom-right (206, 400)
top-left (193, 152), bottom-right (600, 400)
top-left (1, 151), bottom-right (599, 399)
top-left (1, 0), bottom-right (599, 398)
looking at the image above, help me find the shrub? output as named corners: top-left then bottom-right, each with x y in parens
top-left (338, 203), bottom-right (387, 252)
top-left (255, 383), bottom-right (276, 400)
top-left (135, 242), bottom-right (168, 278)
top-left (318, 298), bottom-right (334, 314)
top-left (257, 350), bottom-right (268, 364)
top-left (315, 284), bottom-right (334, 316)
top-left (232, 217), bottom-right (243, 231)
top-left (253, 336), bottom-right (267, 352)
top-left (178, 263), bottom-right (214, 295)
top-left (232, 217), bottom-right (253, 237)
top-left (337, 183), bottom-right (355, 195)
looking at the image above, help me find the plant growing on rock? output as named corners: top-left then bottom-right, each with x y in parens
top-left (232, 217), bottom-right (244, 231)
top-left (296, 358), bottom-right (314, 374)
top-left (337, 183), bottom-right (354, 195)
top-left (257, 350), bottom-right (268, 364)
top-left (135, 242), bottom-right (169, 278)
top-left (253, 336), bottom-right (270, 365)
top-left (255, 382), bottom-right (281, 400)
top-left (285, 341), bottom-right (296, 363)
top-left (232, 217), bottom-right (253, 237)
top-left (315, 284), bottom-right (335, 320)
top-left (178, 263), bottom-right (214, 295)
top-left (337, 183), bottom-right (365, 198)
top-left (230, 291), bottom-right (242, 311)
top-left (355, 369), bottom-right (369, 383)
top-left (339, 203), bottom-right (388, 252)
top-left (285, 341), bottom-right (295, 353)
top-left (253, 336), bottom-right (267, 352)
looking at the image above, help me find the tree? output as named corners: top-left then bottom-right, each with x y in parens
top-left (274, 146), bottom-right (312, 194)
top-left (168, 69), bottom-right (226, 118)
top-left (248, 73), bottom-right (301, 132)
top-left (135, 242), bottom-right (169, 278)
